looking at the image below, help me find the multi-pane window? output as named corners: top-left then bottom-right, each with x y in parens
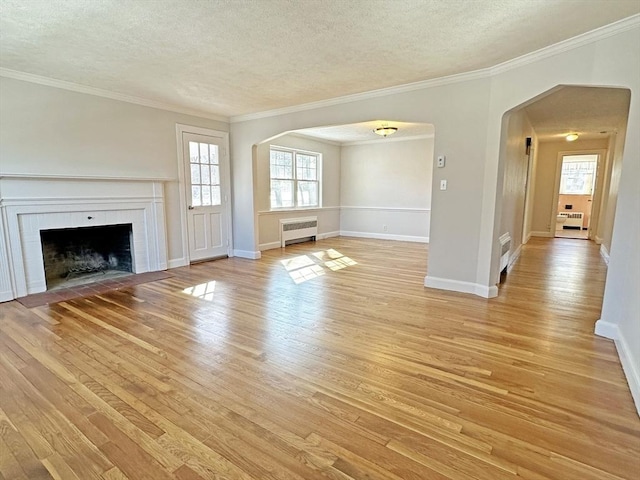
top-left (559, 158), bottom-right (597, 195)
top-left (189, 141), bottom-right (221, 206)
top-left (270, 147), bottom-right (320, 209)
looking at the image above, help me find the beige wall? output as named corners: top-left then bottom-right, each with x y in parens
top-left (254, 133), bottom-right (341, 248)
top-left (530, 137), bottom-right (609, 235)
top-left (0, 77), bottom-right (228, 264)
top-left (499, 109), bottom-right (534, 259)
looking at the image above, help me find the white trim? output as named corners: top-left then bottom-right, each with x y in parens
top-left (600, 244), bottom-right (610, 264)
top-left (1, 196), bottom-right (163, 207)
top-left (317, 231), bottom-right (340, 240)
top-left (340, 230), bottom-right (428, 243)
top-left (0, 207), bottom-right (15, 302)
top-left (175, 124), bottom-right (233, 263)
top-left (616, 333), bottom-right (640, 416)
top-left (168, 257), bottom-right (189, 269)
top-left (2, 15), bottom-right (637, 126)
top-left (230, 15), bottom-right (639, 123)
top-left (0, 68), bottom-right (229, 122)
top-left (424, 275), bottom-right (498, 298)
top-left (594, 235), bottom-right (604, 245)
top-left (233, 250), bottom-right (261, 260)
top-left (342, 133), bottom-right (434, 147)
top-left (259, 241), bottom-right (282, 252)
top-left (0, 173), bottom-right (172, 182)
top-left (230, 69), bottom-right (490, 123)
top-left (258, 206), bottom-right (340, 216)
top-left (340, 206), bottom-right (431, 213)
top-left (594, 319), bottom-right (618, 339)
top-left (491, 14), bottom-right (640, 75)
top-left (509, 243), bottom-right (523, 269)
top-left (594, 320), bottom-right (640, 416)
top-left (531, 231), bottom-right (554, 238)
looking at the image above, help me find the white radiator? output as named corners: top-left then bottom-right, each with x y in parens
top-left (280, 216), bottom-right (318, 247)
top-left (559, 212), bottom-right (583, 228)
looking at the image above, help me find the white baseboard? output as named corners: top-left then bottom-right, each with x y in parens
top-left (509, 243), bottom-right (523, 269)
top-left (424, 276), bottom-right (498, 298)
top-left (595, 319), bottom-right (640, 416)
top-left (167, 257), bottom-right (188, 269)
top-left (600, 244), bottom-right (610, 264)
top-left (233, 249), bottom-right (261, 260)
top-left (340, 230), bottom-right (428, 243)
top-left (531, 231), bottom-right (553, 238)
top-left (0, 289), bottom-right (14, 303)
top-left (594, 235), bottom-right (603, 245)
top-left (317, 231), bottom-right (340, 240)
top-left (617, 333), bottom-right (640, 416)
top-left (259, 241), bottom-right (281, 252)
top-left (594, 319), bottom-right (618, 339)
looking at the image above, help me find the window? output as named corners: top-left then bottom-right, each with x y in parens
top-left (189, 141), bottom-right (221, 206)
top-left (270, 147), bottom-right (320, 209)
top-left (559, 156), bottom-right (597, 195)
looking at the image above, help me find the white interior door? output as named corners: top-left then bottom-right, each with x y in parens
top-left (183, 132), bottom-right (229, 262)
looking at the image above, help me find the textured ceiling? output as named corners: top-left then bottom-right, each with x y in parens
top-left (1, 0), bottom-right (638, 118)
top-left (525, 86), bottom-right (631, 141)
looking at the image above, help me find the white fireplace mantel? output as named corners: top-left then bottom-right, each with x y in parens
top-left (0, 176), bottom-right (168, 301)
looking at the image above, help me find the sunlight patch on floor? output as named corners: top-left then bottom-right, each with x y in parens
top-left (282, 249), bottom-right (357, 284)
top-left (182, 280), bottom-right (217, 301)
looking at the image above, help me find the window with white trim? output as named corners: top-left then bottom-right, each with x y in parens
top-left (270, 147), bottom-right (320, 209)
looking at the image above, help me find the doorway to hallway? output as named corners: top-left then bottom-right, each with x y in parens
top-left (554, 154), bottom-right (598, 240)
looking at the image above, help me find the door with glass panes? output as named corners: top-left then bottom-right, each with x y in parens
top-left (183, 132), bottom-right (229, 261)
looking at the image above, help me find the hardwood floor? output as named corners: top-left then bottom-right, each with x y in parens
top-left (0, 237), bottom-right (638, 479)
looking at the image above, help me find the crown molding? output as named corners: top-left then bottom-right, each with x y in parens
top-left (229, 69), bottom-right (491, 123)
top-left (0, 68), bottom-right (229, 123)
top-left (231, 14), bottom-right (640, 123)
top-left (490, 14), bottom-right (640, 75)
top-left (2, 14), bottom-right (637, 126)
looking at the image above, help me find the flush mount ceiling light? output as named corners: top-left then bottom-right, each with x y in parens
top-left (374, 126), bottom-right (398, 137)
top-left (566, 133), bottom-right (579, 142)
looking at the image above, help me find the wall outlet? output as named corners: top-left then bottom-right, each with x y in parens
top-left (437, 155), bottom-right (446, 168)
top-left (383, 225), bottom-right (388, 232)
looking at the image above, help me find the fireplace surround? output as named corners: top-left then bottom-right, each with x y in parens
top-left (0, 176), bottom-right (168, 300)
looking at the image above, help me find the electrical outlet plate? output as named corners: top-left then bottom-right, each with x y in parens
top-left (437, 155), bottom-right (446, 168)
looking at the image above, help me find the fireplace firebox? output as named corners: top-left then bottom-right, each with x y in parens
top-left (40, 224), bottom-right (134, 290)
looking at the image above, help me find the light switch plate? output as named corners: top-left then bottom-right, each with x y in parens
top-left (440, 179), bottom-right (447, 190)
top-left (437, 155), bottom-right (446, 168)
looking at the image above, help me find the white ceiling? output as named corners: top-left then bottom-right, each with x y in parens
top-left (524, 86), bottom-right (631, 141)
top-left (1, 0), bottom-right (638, 118)
top-left (293, 121), bottom-right (434, 144)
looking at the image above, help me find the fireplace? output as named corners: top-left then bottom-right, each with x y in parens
top-left (40, 224), bottom-right (134, 290)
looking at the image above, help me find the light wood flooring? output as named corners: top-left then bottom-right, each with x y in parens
top-left (1, 237), bottom-right (638, 479)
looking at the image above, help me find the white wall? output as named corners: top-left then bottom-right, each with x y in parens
top-left (254, 133), bottom-right (341, 249)
top-left (499, 110), bottom-right (534, 262)
top-left (0, 77), bottom-right (228, 264)
top-left (597, 123), bottom-right (628, 254)
top-left (340, 136), bottom-right (433, 242)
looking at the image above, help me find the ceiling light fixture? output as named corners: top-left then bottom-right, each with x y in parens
top-left (374, 126), bottom-right (398, 137)
top-left (565, 133), bottom-right (579, 142)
